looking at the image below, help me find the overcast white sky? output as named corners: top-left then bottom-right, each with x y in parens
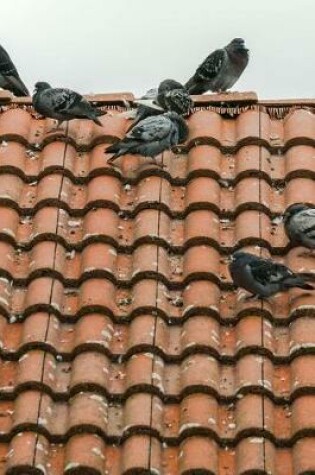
top-left (2, 0), bottom-right (314, 99)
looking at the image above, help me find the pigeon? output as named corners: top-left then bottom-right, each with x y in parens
top-left (32, 82), bottom-right (106, 126)
top-left (0, 44), bottom-right (29, 96)
top-left (284, 203), bottom-right (315, 250)
top-left (156, 79), bottom-right (193, 116)
top-left (229, 251), bottom-right (314, 299)
top-left (185, 38), bottom-right (249, 94)
top-left (106, 111), bottom-right (188, 166)
top-left (127, 79), bottom-right (193, 132)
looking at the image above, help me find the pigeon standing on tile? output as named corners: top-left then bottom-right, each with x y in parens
top-left (32, 82), bottom-right (106, 127)
top-left (127, 79), bottom-right (193, 131)
top-left (0, 44), bottom-right (29, 96)
top-left (106, 111), bottom-right (188, 166)
top-left (229, 251), bottom-right (314, 299)
top-left (185, 38), bottom-right (249, 94)
top-left (284, 203), bottom-right (315, 250)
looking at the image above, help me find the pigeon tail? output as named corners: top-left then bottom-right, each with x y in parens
top-left (91, 108), bottom-right (106, 126)
top-left (93, 117), bottom-right (103, 126)
top-left (295, 282), bottom-right (314, 290)
top-left (13, 82), bottom-right (29, 96)
top-left (7, 76), bottom-right (29, 97)
top-left (285, 276), bottom-right (314, 290)
top-left (106, 139), bottom-right (138, 160)
top-left (106, 143), bottom-right (123, 160)
top-left (297, 272), bottom-right (315, 283)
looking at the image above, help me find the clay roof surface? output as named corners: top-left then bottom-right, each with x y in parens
top-left (0, 91), bottom-right (313, 474)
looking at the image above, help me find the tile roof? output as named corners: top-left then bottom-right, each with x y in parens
top-left (0, 91), bottom-right (314, 474)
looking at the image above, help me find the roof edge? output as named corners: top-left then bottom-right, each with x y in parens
top-left (1, 90), bottom-right (315, 108)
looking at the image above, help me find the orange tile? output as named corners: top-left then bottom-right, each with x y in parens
top-left (0, 98), bottom-right (313, 473)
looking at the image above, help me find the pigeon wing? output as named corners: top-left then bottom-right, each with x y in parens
top-left (127, 115), bottom-right (171, 142)
top-left (249, 259), bottom-right (293, 286)
top-left (50, 88), bottom-right (82, 113)
top-left (125, 104), bottom-right (162, 133)
top-left (195, 48), bottom-right (226, 81)
top-left (163, 90), bottom-right (193, 114)
top-left (296, 209), bottom-right (315, 236)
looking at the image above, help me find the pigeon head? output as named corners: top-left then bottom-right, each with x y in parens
top-left (158, 79), bottom-right (184, 94)
top-left (34, 82), bottom-right (51, 92)
top-left (284, 203), bottom-right (310, 224)
top-left (166, 111), bottom-right (189, 143)
top-left (227, 38), bottom-right (248, 53)
top-left (165, 90), bottom-right (194, 116)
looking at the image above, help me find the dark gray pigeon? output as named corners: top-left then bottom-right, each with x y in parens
top-left (229, 251), bottom-right (314, 299)
top-left (185, 38), bottom-right (249, 94)
top-left (32, 82), bottom-right (106, 126)
top-left (0, 44), bottom-right (29, 96)
top-left (284, 203), bottom-right (315, 250)
top-left (157, 79), bottom-right (193, 116)
top-left (106, 111), bottom-right (188, 166)
top-left (127, 79), bottom-right (193, 132)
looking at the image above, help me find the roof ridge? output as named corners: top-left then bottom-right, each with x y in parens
top-left (1, 89), bottom-right (315, 107)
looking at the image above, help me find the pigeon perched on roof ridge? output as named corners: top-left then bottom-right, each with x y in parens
top-left (32, 82), bottom-right (106, 127)
top-left (229, 251), bottom-right (314, 299)
top-left (185, 38), bottom-right (249, 94)
top-left (0, 44), bottom-right (29, 97)
top-left (106, 111), bottom-right (188, 167)
top-left (284, 203), bottom-right (315, 251)
top-left (157, 79), bottom-right (193, 116)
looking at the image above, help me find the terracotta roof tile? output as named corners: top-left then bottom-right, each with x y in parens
top-left (0, 93), bottom-right (313, 473)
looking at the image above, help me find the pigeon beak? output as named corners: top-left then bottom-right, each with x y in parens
top-left (237, 40), bottom-right (248, 51)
